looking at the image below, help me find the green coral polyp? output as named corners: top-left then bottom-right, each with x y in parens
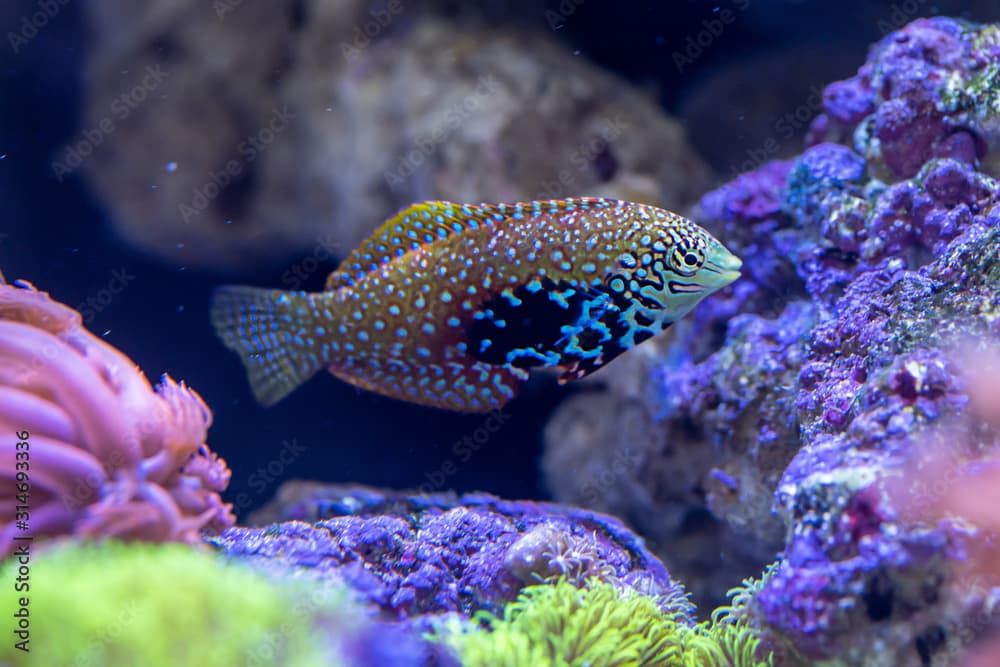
top-left (441, 578), bottom-right (773, 667)
top-left (0, 541), bottom-right (342, 667)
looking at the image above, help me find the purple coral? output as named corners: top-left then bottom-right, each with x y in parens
top-left (809, 17), bottom-right (994, 179)
top-left (542, 16), bottom-right (1000, 664)
top-left (0, 280), bottom-right (234, 555)
top-left (737, 152), bottom-right (999, 663)
top-left (212, 484), bottom-right (689, 620)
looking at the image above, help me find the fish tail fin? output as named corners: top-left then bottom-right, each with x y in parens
top-left (210, 286), bottom-right (332, 406)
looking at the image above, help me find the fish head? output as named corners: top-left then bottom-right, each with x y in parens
top-left (691, 232), bottom-right (744, 291)
top-left (615, 206), bottom-right (742, 322)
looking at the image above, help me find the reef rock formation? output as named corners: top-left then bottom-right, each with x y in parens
top-left (543, 17), bottom-right (1000, 665)
top-left (0, 279), bottom-right (234, 555)
top-left (213, 483), bottom-right (690, 621)
top-left (78, 0), bottom-right (708, 269)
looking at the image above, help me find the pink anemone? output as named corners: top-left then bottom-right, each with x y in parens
top-left (0, 278), bottom-right (234, 555)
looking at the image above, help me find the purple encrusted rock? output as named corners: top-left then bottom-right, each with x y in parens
top-left (808, 17), bottom-right (997, 179)
top-left (699, 159), bottom-right (793, 229)
top-left (332, 618), bottom-right (459, 667)
top-left (821, 78), bottom-right (874, 126)
top-left (753, 215), bottom-right (999, 664)
top-left (542, 16), bottom-right (1000, 664)
top-left (211, 484), bottom-right (689, 622)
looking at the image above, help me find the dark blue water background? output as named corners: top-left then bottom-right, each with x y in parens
top-left (0, 0), bottom-right (990, 514)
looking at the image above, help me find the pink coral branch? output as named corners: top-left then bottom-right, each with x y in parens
top-left (0, 386), bottom-right (78, 443)
top-left (0, 435), bottom-right (105, 502)
top-left (0, 280), bottom-right (235, 556)
top-left (78, 501), bottom-right (164, 540)
top-left (0, 321), bottom-right (138, 465)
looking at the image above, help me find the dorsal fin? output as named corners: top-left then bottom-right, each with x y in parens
top-left (326, 201), bottom-right (502, 290)
top-left (325, 198), bottom-right (619, 290)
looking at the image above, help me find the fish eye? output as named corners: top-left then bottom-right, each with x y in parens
top-left (669, 247), bottom-right (703, 275)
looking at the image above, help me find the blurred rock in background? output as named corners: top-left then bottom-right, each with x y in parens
top-left (79, 0), bottom-right (709, 269)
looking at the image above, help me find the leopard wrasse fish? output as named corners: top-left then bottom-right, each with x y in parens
top-left (210, 198), bottom-right (741, 413)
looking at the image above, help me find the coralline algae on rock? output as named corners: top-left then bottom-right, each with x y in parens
top-left (542, 17), bottom-right (1000, 665)
top-left (212, 483), bottom-right (690, 621)
top-left (809, 17), bottom-right (1000, 180)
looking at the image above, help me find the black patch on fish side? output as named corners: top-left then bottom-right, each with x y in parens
top-left (562, 337), bottom-right (626, 381)
top-left (634, 311), bottom-right (654, 327)
top-left (467, 278), bottom-right (631, 375)
top-left (576, 327), bottom-right (604, 351)
top-left (634, 329), bottom-right (654, 345)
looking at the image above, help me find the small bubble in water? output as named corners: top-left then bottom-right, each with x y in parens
top-left (176, 243), bottom-right (185, 249)
top-left (165, 162), bottom-right (178, 172)
top-left (177, 305), bottom-right (185, 313)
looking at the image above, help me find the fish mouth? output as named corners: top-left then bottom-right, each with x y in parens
top-left (715, 269), bottom-right (742, 285)
top-left (702, 255), bottom-right (743, 288)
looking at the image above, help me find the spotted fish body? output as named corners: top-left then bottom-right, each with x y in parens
top-left (211, 198), bottom-right (742, 413)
